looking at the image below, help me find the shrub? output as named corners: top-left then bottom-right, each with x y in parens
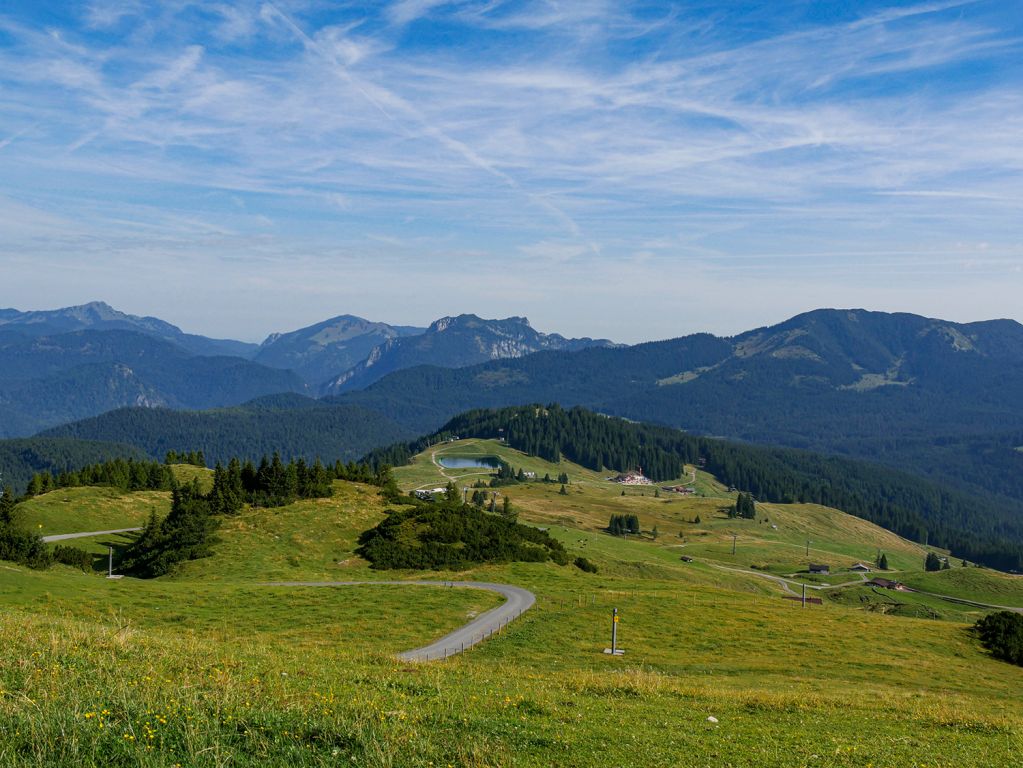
top-left (574, 557), bottom-right (598, 573)
top-left (974, 611), bottom-right (1023, 666)
top-left (52, 545), bottom-right (94, 571)
top-left (357, 501), bottom-right (569, 570)
top-left (0, 527), bottom-right (52, 569)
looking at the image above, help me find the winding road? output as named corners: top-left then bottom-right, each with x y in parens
top-left (40, 525), bottom-right (537, 661)
top-left (263, 580), bottom-right (536, 661)
top-left (42, 527), bottom-right (142, 543)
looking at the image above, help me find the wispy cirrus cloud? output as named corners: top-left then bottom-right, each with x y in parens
top-left (0, 0), bottom-right (1020, 340)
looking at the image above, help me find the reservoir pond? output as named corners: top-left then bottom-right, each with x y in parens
top-left (438, 456), bottom-right (501, 469)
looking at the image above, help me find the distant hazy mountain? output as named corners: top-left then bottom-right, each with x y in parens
top-left (41, 396), bottom-right (413, 466)
top-left (323, 314), bottom-right (616, 394)
top-left (335, 309), bottom-right (1023, 434)
top-left (0, 301), bottom-right (258, 358)
top-left (0, 329), bottom-right (304, 437)
top-left (332, 309), bottom-right (1023, 526)
top-left (254, 314), bottom-right (424, 385)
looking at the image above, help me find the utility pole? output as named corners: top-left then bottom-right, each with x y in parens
top-left (802, 583), bottom-right (806, 608)
top-left (731, 534), bottom-right (737, 555)
top-left (108, 546), bottom-right (113, 578)
top-left (806, 539), bottom-right (811, 556)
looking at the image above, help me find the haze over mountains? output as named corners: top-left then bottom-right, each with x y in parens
top-left (0, 303), bottom-right (615, 435)
top-left (0, 301), bottom-right (258, 358)
top-left (4, 302), bottom-right (1023, 550)
top-left (322, 314), bottom-right (616, 394)
top-left (253, 315), bottom-right (425, 386)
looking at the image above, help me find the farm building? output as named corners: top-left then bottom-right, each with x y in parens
top-left (662, 485), bottom-right (695, 495)
top-left (808, 564), bottom-right (830, 575)
top-left (609, 469), bottom-right (653, 486)
top-left (867, 578), bottom-right (906, 591)
top-left (850, 563), bottom-right (872, 572)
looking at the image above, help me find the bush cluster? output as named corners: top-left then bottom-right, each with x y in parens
top-left (974, 611), bottom-right (1023, 666)
top-left (608, 514), bottom-right (640, 536)
top-left (357, 501), bottom-right (569, 570)
top-left (52, 544), bottom-right (94, 571)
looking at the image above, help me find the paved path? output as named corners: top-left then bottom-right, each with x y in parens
top-left (263, 580), bottom-right (536, 661)
top-left (707, 562), bottom-right (868, 594)
top-left (708, 562), bottom-right (1023, 613)
top-left (902, 587), bottom-right (1023, 615)
top-left (42, 527), bottom-right (142, 543)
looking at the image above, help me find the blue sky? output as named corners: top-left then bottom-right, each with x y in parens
top-left (0, 0), bottom-right (1021, 343)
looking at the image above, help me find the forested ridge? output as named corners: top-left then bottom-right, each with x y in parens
top-left (365, 405), bottom-right (1023, 571)
top-left (0, 437), bottom-right (149, 494)
top-left (337, 311), bottom-right (1023, 536)
top-left (40, 401), bottom-right (413, 467)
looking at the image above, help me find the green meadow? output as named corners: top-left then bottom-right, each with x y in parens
top-left (1, 450), bottom-right (1021, 767)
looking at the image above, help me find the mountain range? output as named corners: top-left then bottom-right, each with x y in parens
top-left (253, 314), bottom-right (425, 386)
top-left (322, 314), bottom-right (615, 394)
top-left (4, 302), bottom-right (1023, 566)
top-left (0, 301), bottom-right (257, 358)
top-left (0, 303), bottom-right (609, 435)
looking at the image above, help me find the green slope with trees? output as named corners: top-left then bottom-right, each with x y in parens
top-left (40, 399), bottom-right (414, 467)
top-left (0, 437), bottom-right (149, 494)
top-left (366, 404), bottom-right (1023, 571)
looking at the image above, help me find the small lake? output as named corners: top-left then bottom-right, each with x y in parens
top-left (438, 456), bottom-right (501, 469)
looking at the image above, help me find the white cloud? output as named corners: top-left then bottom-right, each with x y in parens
top-left (388, 0), bottom-right (454, 25)
top-left (0, 0), bottom-right (1019, 338)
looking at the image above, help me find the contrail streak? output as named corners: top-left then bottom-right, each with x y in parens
top-left (260, 2), bottom-right (593, 248)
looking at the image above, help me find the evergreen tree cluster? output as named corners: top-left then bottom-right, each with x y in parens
top-left (25, 458), bottom-right (176, 497)
top-left (120, 479), bottom-right (223, 578)
top-left (119, 455), bottom-right (398, 576)
top-left (0, 437), bottom-right (149, 495)
top-left (365, 404), bottom-right (1023, 571)
top-left (487, 461), bottom-right (569, 488)
top-left (0, 485), bottom-right (51, 569)
top-left (21, 452), bottom-right (394, 509)
top-left (973, 611), bottom-right (1023, 667)
top-left (356, 499), bottom-right (569, 570)
top-left (730, 492), bottom-right (756, 519)
top-left (925, 552), bottom-right (944, 572)
top-left (608, 514), bottom-right (640, 536)
top-left (165, 450), bottom-right (206, 466)
top-left (235, 454), bottom-right (334, 508)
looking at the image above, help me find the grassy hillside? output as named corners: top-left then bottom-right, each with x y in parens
top-left (17, 486), bottom-right (167, 536)
top-left (901, 567), bottom-right (1023, 607)
top-left (2, 455), bottom-right (1021, 766)
top-left (395, 439), bottom-right (932, 573)
top-left (369, 405), bottom-right (1023, 571)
